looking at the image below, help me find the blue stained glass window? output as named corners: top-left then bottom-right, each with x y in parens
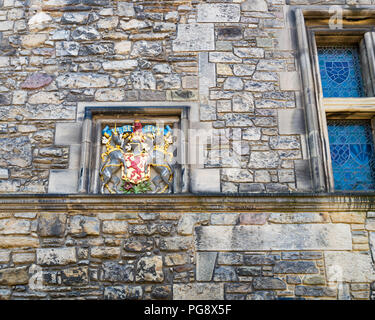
top-left (318, 46), bottom-right (365, 98)
top-left (328, 120), bottom-right (375, 191)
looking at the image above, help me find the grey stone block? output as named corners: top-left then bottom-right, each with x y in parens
top-left (191, 169), bottom-right (220, 193)
top-left (0, 168), bottom-right (9, 180)
top-left (195, 224), bottom-right (352, 251)
top-left (48, 169), bottom-right (78, 193)
top-left (197, 4), bottom-right (240, 23)
top-left (173, 24), bottom-right (215, 52)
top-left (173, 283), bottom-right (224, 300)
top-left (273, 261), bottom-right (318, 274)
top-left (277, 109), bottom-right (306, 134)
top-left (55, 122), bottom-right (82, 145)
top-left (325, 251), bottom-right (375, 283)
top-left (196, 252), bottom-right (217, 281)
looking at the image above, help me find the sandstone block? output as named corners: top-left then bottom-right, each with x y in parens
top-left (0, 219), bottom-right (31, 235)
top-left (38, 213), bottom-right (66, 237)
top-left (0, 267), bottom-right (29, 285)
top-left (36, 247), bottom-right (77, 266)
top-left (68, 215), bottom-right (100, 237)
top-left (136, 256), bottom-right (164, 282)
top-left (0, 236), bottom-right (39, 248)
top-left (177, 213), bottom-right (210, 235)
top-left (102, 220), bottom-right (127, 234)
top-left (21, 34), bottom-right (48, 49)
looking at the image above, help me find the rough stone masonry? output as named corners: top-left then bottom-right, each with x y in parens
top-left (0, 0), bottom-right (374, 300)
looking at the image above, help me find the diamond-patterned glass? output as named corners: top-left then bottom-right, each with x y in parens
top-left (328, 119), bottom-right (375, 191)
top-left (318, 46), bottom-right (364, 98)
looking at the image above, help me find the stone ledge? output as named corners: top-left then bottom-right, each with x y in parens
top-left (0, 193), bottom-right (375, 212)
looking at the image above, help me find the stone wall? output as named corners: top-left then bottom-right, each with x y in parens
top-left (0, 194), bottom-right (374, 300)
top-left (0, 0), bottom-right (353, 194)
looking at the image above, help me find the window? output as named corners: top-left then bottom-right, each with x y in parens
top-left (318, 46), bottom-right (365, 98)
top-left (327, 119), bottom-right (375, 191)
top-left (295, 8), bottom-right (375, 192)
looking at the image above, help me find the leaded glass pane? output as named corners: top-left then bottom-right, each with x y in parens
top-left (318, 46), bottom-right (364, 98)
top-left (327, 120), bottom-right (375, 191)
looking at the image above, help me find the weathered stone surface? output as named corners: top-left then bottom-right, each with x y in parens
top-left (218, 252), bottom-right (243, 266)
top-left (173, 24), bottom-right (215, 52)
top-left (56, 41), bottom-right (80, 57)
top-left (102, 60), bottom-right (138, 71)
top-left (72, 26), bottom-right (101, 41)
top-left (101, 262), bottom-right (134, 282)
top-left (195, 224), bottom-right (352, 251)
top-left (237, 266), bottom-right (261, 276)
top-left (248, 151), bottom-right (280, 169)
top-left (173, 283), bottom-right (224, 300)
top-left (104, 285), bottom-right (143, 300)
top-left (295, 286), bottom-right (336, 297)
top-left (29, 92), bottom-right (62, 105)
top-left (211, 213), bottom-right (239, 225)
top-left (136, 255), bottom-right (164, 282)
top-left (325, 251), bottom-right (375, 282)
top-left (244, 254), bottom-right (277, 265)
top-left (253, 277), bottom-right (286, 290)
top-left (56, 73), bottom-right (110, 88)
top-left (68, 215), bottom-right (100, 237)
top-left (36, 247), bottom-right (77, 266)
top-left (117, 2), bottom-right (135, 17)
top-left (197, 4), bottom-right (240, 23)
top-left (0, 236), bottom-right (39, 248)
top-left (130, 71), bottom-right (156, 90)
top-left (94, 88), bottom-right (125, 102)
top-left (241, 0), bottom-right (268, 11)
top-left (0, 136), bottom-right (32, 167)
top-left (102, 220), bottom-right (127, 234)
top-left (21, 34), bottom-right (48, 49)
top-left (38, 213), bottom-right (66, 237)
top-left (124, 237), bottom-right (153, 252)
top-left (222, 168), bottom-right (253, 183)
top-left (0, 219), bottom-right (30, 235)
top-left (0, 266), bottom-right (29, 285)
top-left (131, 41), bottom-right (162, 58)
top-left (273, 261), bottom-right (319, 274)
top-left (29, 12), bottom-right (53, 31)
top-left (61, 266), bottom-right (89, 285)
top-left (20, 73), bottom-right (53, 90)
top-left (177, 213), bottom-right (210, 235)
top-left (268, 212), bottom-right (328, 224)
top-left (240, 213), bottom-right (270, 225)
top-left (213, 266), bottom-right (238, 282)
top-left (159, 237), bottom-right (192, 251)
top-left (196, 252), bottom-right (217, 281)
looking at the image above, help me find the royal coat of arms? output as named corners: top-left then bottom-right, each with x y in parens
top-left (100, 120), bottom-right (174, 194)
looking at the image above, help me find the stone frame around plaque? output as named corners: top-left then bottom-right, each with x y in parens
top-left (78, 105), bottom-right (190, 195)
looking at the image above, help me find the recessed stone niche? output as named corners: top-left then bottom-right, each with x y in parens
top-left (78, 106), bottom-right (189, 194)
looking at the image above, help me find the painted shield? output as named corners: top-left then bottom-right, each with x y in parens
top-left (121, 153), bottom-right (151, 184)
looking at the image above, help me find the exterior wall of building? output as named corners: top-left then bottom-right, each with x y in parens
top-left (1, 0), bottom-right (375, 300)
top-left (0, 194), bottom-right (375, 300)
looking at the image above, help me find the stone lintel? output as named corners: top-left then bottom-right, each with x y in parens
top-left (195, 224), bottom-right (352, 251)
